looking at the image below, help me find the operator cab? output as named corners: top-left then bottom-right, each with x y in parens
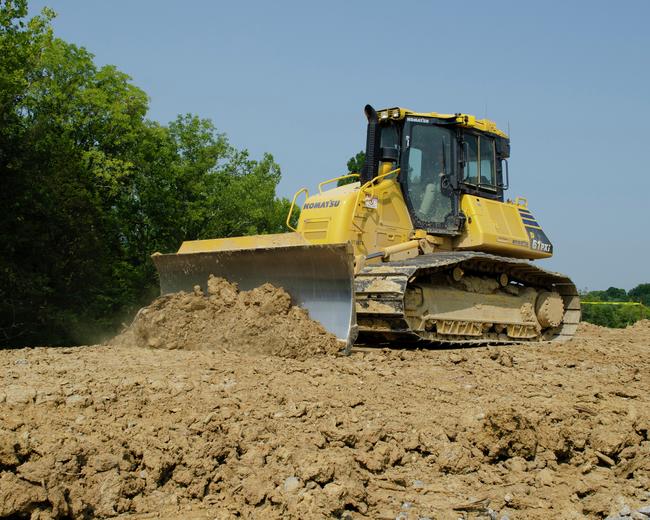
top-left (361, 105), bottom-right (510, 236)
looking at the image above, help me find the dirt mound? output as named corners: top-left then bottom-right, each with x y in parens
top-left (1, 320), bottom-right (649, 519)
top-left (629, 318), bottom-right (650, 331)
top-left (112, 276), bottom-right (341, 360)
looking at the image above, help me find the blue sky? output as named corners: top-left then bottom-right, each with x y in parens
top-left (29, 0), bottom-right (650, 290)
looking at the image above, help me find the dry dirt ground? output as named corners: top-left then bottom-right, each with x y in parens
top-left (0, 284), bottom-right (649, 519)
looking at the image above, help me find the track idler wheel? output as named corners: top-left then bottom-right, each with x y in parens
top-left (535, 291), bottom-right (564, 328)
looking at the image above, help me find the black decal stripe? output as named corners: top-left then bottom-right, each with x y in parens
top-left (521, 218), bottom-right (540, 227)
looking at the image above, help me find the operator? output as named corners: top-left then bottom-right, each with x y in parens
top-left (418, 144), bottom-right (449, 222)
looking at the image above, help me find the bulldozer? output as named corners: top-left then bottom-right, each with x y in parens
top-left (152, 105), bottom-right (580, 350)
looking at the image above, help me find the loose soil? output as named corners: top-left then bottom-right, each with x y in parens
top-left (111, 276), bottom-right (341, 360)
top-left (0, 304), bottom-right (649, 518)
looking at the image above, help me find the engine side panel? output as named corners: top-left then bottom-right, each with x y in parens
top-left (296, 178), bottom-right (414, 257)
top-left (455, 196), bottom-right (553, 259)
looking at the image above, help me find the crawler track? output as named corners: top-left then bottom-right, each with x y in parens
top-left (355, 252), bottom-right (580, 346)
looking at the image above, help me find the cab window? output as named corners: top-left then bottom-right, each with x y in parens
top-left (464, 135), bottom-right (478, 183)
top-left (464, 134), bottom-right (495, 189)
top-left (407, 148), bottom-right (422, 182)
top-left (479, 137), bottom-right (495, 187)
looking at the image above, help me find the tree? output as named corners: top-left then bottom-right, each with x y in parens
top-left (582, 287), bottom-right (628, 303)
top-left (603, 287), bottom-right (627, 301)
top-left (581, 302), bottom-right (646, 328)
top-left (337, 151), bottom-right (364, 186)
top-left (628, 283), bottom-right (650, 306)
top-left (0, 3), bottom-right (294, 346)
top-left (1, 21), bottom-right (152, 343)
top-left (580, 284), bottom-right (649, 328)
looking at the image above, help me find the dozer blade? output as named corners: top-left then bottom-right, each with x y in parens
top-left (151, 242), bottom-right (357, 347)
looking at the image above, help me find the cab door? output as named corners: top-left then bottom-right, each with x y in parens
top-left (401, 120), bottom-right (460, 234)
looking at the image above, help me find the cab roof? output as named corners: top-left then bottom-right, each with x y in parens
top-left (377, 107), bottom-right (508, 139)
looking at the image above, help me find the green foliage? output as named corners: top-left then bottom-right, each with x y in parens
top-left (580, 303), bottom-right (648, 329)
top-left (0, 3), bottom-right (292, 346)
top-left (628, 283), bottom-right (650, 306)
top-left (580, 284), bottom-right (650, 328)
top-left (337, 150), bottom-right (364, 186)
top-left (583, 286), bottom-right (628, 302)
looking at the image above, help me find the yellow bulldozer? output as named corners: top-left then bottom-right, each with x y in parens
top-left (152, 105), bottom-right (580, 349)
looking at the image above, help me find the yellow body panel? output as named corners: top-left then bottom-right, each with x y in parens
top-left (296, 177), bottom-right (413, 257)
top-left (295, 183), bottom-right (358, 244)
top-left (455, 196), bottom-right (550, 259)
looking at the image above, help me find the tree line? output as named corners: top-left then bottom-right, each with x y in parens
top-left (580, 285), bottom-right (649, 328)
top-left (0, 1), bottom-right (293, 346)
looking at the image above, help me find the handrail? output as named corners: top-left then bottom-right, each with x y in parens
top-left (318, 173), bottom-right (360, 193)
top-left (286, 187), bottom-right (309, 231)
top-left (351, 168), bottom-right (400, 228)
top-left (287, 168), bottom-right (399, 232)
top-left (353, 168), bottom-right (400, 212)
top-left (514, 196), bottom-right (528, 208)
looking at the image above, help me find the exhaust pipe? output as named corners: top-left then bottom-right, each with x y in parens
top-left (361, 104), bottom-right (380, 183)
